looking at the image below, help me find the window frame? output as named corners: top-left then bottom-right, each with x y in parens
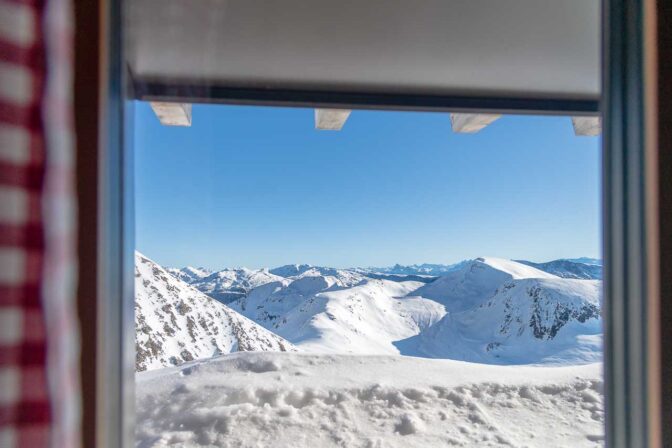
top-left (82, 0), bottom-right (665, 445)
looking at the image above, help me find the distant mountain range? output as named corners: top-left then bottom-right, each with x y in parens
top-left (139, 256), bottom-right (603, 370)
top-left (356, 262), bottom-right (469, 277)
top-left (516, 259), bottom-right (602, 280)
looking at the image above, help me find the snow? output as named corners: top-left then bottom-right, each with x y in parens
top-left (398, 278), bottom-right (602, 364)
top-left (188, 268), bottom-right (286, 304)
top-left (135, 252), bottom-right (296, 371)
top-left (411, 257), bottom-right (557, 312)
top-left (136, 352), bottom-right (604, 448)
top-left (269, 264), bottom-right (315, 277)
top-left (138, 254), bottom-right (605, 446)
top-left (230, 276), bottom-right (446, 355)
top-left (473, 257), bottom-right (559, 280)
top-left (166, 266), bottom-right (212, 284)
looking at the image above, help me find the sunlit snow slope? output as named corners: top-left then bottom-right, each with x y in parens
top-left (163, 256), bottom-right (602, 366)
top-left (397, 258), bottom-right (602, 364)
top-left (229, 269), bottom-right (445, 354)
top-left (135, 252), bottom-right (296, 371)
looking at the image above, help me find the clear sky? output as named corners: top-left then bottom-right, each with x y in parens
top-left (134, 102), bottom-right (601, 270)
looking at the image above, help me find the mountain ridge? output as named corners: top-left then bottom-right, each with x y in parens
top-left (135, 252), bottom-right (296, 371)
top-left (157, 255), bottom-right (603, 366)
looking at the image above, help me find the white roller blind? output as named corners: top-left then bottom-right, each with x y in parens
top-left (127, 0), bottom-right (600, 102)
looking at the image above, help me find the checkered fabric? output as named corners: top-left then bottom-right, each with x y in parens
top-left (0, 0), bottom-right (80, 446)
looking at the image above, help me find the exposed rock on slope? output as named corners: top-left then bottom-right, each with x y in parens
top-left (398, 274), bottom-right (602, 364)
top-left (410, 257), bottom-right (558, 312)
top-left (135, 252), bottom-right (296, 371)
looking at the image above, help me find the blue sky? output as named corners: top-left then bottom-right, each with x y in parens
top-left (134, 102), bottom-right (601, 269)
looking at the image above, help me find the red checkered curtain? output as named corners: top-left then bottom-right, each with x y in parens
top-left (0, 0), bottom-right (81, 447)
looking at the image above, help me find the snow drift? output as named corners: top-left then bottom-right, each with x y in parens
top-left (136, 352), bottom-right (604, 448)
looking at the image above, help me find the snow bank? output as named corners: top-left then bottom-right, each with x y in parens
top-left (136, 352), bottom-right (604, 447)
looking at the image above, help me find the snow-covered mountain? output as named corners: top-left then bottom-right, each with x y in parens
top-left (358, 271), bottom-right (437, 284)
top-left (517, 259), bottom-right (603, 280)
top-left (397, 259), bottom-right (602, 364)
top-left (359, 261), bottom-right (468, 277)
top-left (230, 269), bottom-right (445, 354)
top-left (165, 266), bottom-right (212, 284)
top-left (269, 264), bottom-right (314, 277)
top-left (565, 257), bottom-right (602, 266)
top-left (186, 268), bottom-right (285, 304)
top-left (135, 255), bottom-right (605, 446)
top-left (135, 252), bottom-right (296, 371)
top-left (171, 263), bottom-right (364, 305)
top-left (158, 256), bottom-right (602, 366)
top-left (271, 264), bottom-right (366, 283)
top-left (410, 257), bottom-right (557, 312)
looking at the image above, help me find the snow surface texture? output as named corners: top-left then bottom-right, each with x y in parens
top-left (229, 270), bottom-right (446, 355)
top-left (135, 253), bottom-right (296, 371)
top-left (135, 352), bottom-right (604, 448)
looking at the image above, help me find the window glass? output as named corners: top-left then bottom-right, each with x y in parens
top-left (132, 103), bottom-right (604, 447)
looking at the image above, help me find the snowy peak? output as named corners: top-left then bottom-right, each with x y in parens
top-left (472, 257), bottom-right (559, 279)
top-left (411, 257), bottom-right (557, 312)
top-left (155, 255), bottom-right (601, 367)
top-left (166, 266), bottom-right (212, 283)
top-left (398, 277), bottom-right (601, 365)
top-left (188, 268), bottom-right (284, 304)
top-left (135, 252), bottom-right (296, 371)
top-left (270, 264), bottom-right (366, 284)
top-left (269, 264), bottom-right (315, 278)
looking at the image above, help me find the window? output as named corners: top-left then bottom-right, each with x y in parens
top-left (132, 102), bottom-right (603, 446)
top-left (82, 0), bottom-right (660, 440)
